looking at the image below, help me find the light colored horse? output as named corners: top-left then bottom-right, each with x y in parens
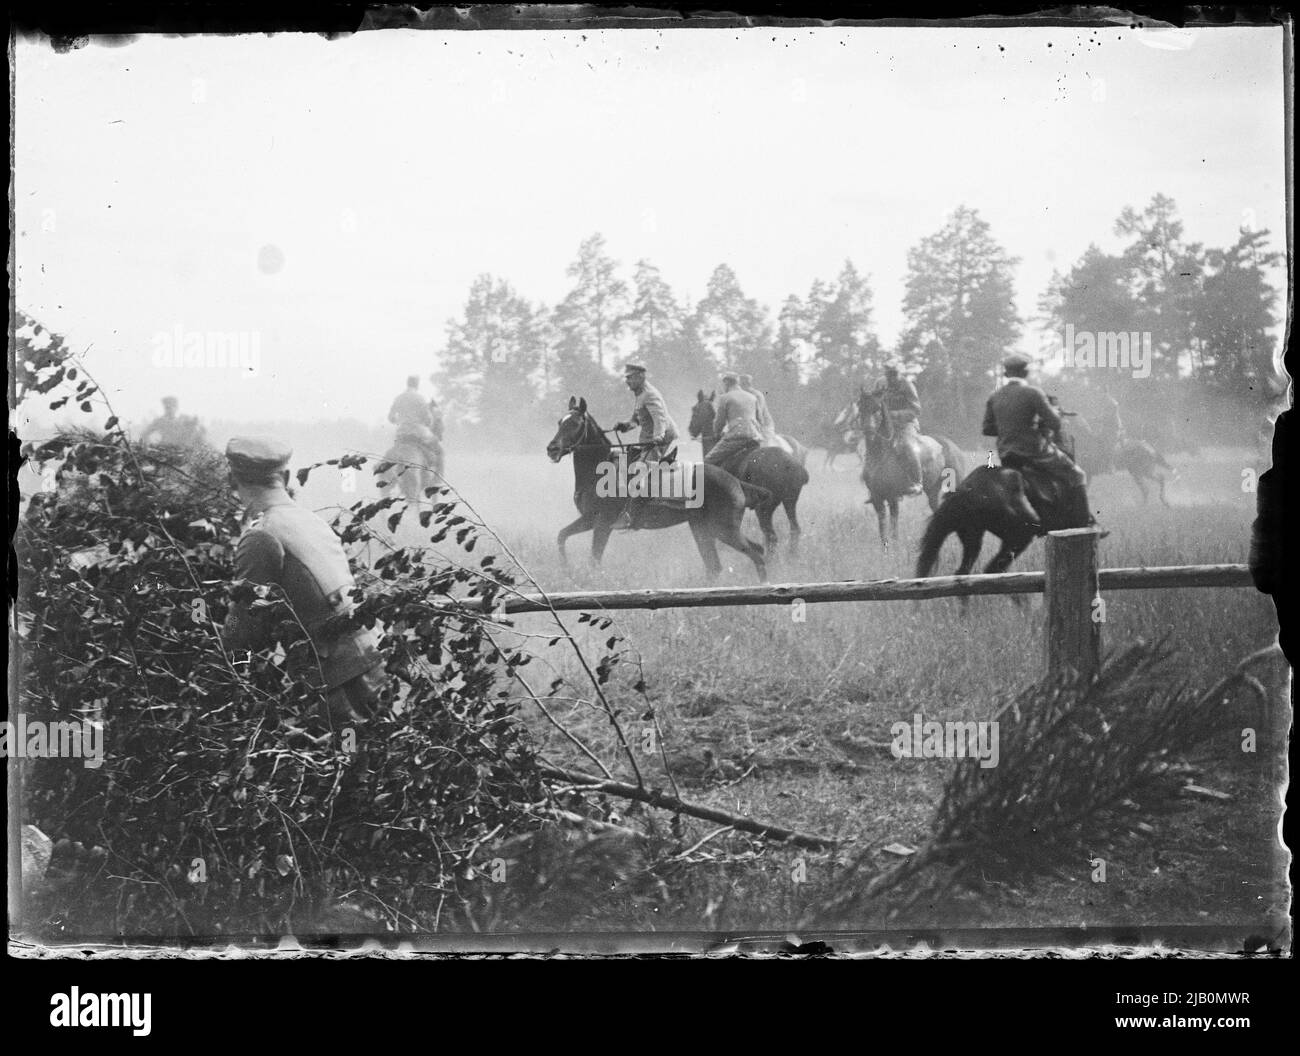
top-left (377, 435), bottom-right (443, 505)
top-left (857, 390), bottom-right (966, 548)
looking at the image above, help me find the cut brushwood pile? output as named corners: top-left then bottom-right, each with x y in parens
top-left (808, 640), bottom-right (1286, 926)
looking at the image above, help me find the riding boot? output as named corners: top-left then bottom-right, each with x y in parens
top-left (1069, 485), bottom-right (1107, 536)
top-left (899, 446), bottom-right (923, 496)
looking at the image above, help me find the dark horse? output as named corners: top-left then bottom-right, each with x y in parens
top-left (856, 389), bottom-right (966, 549)
top-left (1068, 414), bottom-right (1178, 506)
top-left (687, 390), bottom-right (811, 552)
top-left (547, 396), bottom-right (768, 580)
top-left (915, 464), bottom-right (1089, 579)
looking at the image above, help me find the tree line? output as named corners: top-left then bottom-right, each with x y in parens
top-left (435, 196), bottom-right (1283, 449)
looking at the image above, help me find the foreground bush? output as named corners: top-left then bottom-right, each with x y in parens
top-left (17, 425), bottom-right (546, 936)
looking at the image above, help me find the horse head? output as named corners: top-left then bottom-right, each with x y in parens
top-left (547, 396), bottom-right (600, 462)
top-left (688, 390), bottom-right (716, 440)
top-left (989, 467), bottom-right (1041, 530)
top-left (856, 389), bottom-right (887, 442)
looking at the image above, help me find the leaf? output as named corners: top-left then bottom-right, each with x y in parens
top-left (296, 467), bottom-right (311, 486)
top-left (275, 854), bottom-right (295, 876)
top-left (104, 416), bottom-right (119, 430)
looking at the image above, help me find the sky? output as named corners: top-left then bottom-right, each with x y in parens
top-left (13, 24), bottom-right (1288, 429)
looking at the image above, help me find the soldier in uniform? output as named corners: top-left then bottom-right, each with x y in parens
top-left (982, 355), bottom-right (1098, 529)
top-left (871, 360), bottom-right (924, 493)
top-left (142, 396), bottom-right (206, 449)
top-left (738, 374), bottom-right (776, 442)
top-left (388, 376), bottom-right (440, 468)
top-left (705, 372), bottom-right (763, 475)
top-left (222, 437), bottom-right (385, 728)
top-left (873, 360), bottom-right (923, 424)
top-left (613, 363), bottom-right (679, 528)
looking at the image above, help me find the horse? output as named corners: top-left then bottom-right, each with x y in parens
top-left (687, 390), bottom-right (811, 552)
top-left (688, 390), bottom-right (807, 464)
top-left (1068, 415), bottom-right (1177, 506)
top-left (814, 401), bottom-right (863, 469)
top-left (547, 396), bottom-right (768, 580)
top-left (377, 433), bottom-right (443, 505)
top-left (914, 463), bottom-right (1089, 581)
top-left (855, 389), bottom-right (966, 548)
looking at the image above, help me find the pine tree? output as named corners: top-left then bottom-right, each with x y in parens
top-left (898, 205), bottom-right (1021, 430)
top-left (552, 233), bottom-right (629, 410)
top-left (435, 274), bottom-right (548, 441)
top-left (1196, 227), bottom-right (1283, 401)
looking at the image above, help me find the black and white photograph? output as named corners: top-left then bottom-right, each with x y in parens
top-left (8, 5), bottom-right (1293, 985)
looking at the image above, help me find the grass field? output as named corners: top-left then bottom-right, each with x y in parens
top-left (317, 435), bottom-right (1287, 937)
top-left (21, 423), bottom-right (1281, 938)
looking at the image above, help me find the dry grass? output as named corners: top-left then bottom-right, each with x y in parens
top-left (295, 438), bottom-right (1286, 933)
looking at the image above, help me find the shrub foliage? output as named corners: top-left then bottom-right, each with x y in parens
top-left (18, 418), bottom-right (548, 936)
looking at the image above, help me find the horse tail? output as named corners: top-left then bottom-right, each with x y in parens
top-left (739, 482), bottom-right (772, 509)
top-left (934, 435), bottom-right (967, 483)
top-left (916, 490), bottom-right (967, 578)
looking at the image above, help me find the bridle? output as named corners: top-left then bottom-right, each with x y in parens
top-left (556, 410), bottom-right (654, 458)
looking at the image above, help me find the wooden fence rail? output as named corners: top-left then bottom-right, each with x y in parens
top-left (454, 530), bottom-right (1253, 680)
top-left (462, 564), bottom-right (1252, 615)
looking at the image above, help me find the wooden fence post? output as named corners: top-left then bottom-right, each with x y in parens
top-left (1045, 528), bottom-right (1102, 680)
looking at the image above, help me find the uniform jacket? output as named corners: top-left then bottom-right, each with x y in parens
top-left (389, 390), bottom-right (432, 428)
top-left (224, 492), bottom-right (380, 690)
top-left (714, 387), bottom-right (762, 440)
top-left (982, 378), bottom-right (1061, 460)
top-left (875, 377), bottom-right (921, 419)
top-left (745, 387), bottom-right (775, 432)
top-left (630, 382), bottom-right (679, 445)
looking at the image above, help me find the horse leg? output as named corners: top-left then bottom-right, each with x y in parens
top-left (955, 527), bottom-right (984, 576)
top-left (713, 518), bottom-right (767, 582)
top-left (687, 519), bottom-right (724, 581)
top-left (591, 517), bottom-right (615, 564)
top-left (756, 501), bottom-right (779, 555)
top-left (984, 536), bottom-right (1032, 608)
top-left (1131, 470), bottom-right (1148, 504)
top-left (557, 514), bottom-right (593, 565)
top-left (1157, 474), bottom-right (1170, 507)
top-left (954, 527), bottom-right (984, 613)
top-left (871, 499), bottom-right (889, 549)
top-left (890, 499), bottom-right (900, 546)
top-left (782, 496), bottom-right (801, 554)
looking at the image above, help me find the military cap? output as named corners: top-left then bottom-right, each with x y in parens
top-left (721, 371), bottom-right (739, 384)
top-left (623, 362), bottom-right (647, 376)
top-left (225, 436), bottom-right (292, 478)
top-left (1002, 353), bottom-right (1031, 375)
top-left (884, 358), bottom-right (903, 372)
top-left (738, 373), bottom-right (754, 385)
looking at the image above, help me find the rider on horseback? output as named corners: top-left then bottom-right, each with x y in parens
top-left (613, 363), bottom-right (679, 529)
top-left (983, 355), bottom-right (1099, 531)
top-left (388, 375), bottom-right (440, 470)
top-left (871, 360), bottom-right (924, 495)
top-left (705, 373), bottom-right (763, 477)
